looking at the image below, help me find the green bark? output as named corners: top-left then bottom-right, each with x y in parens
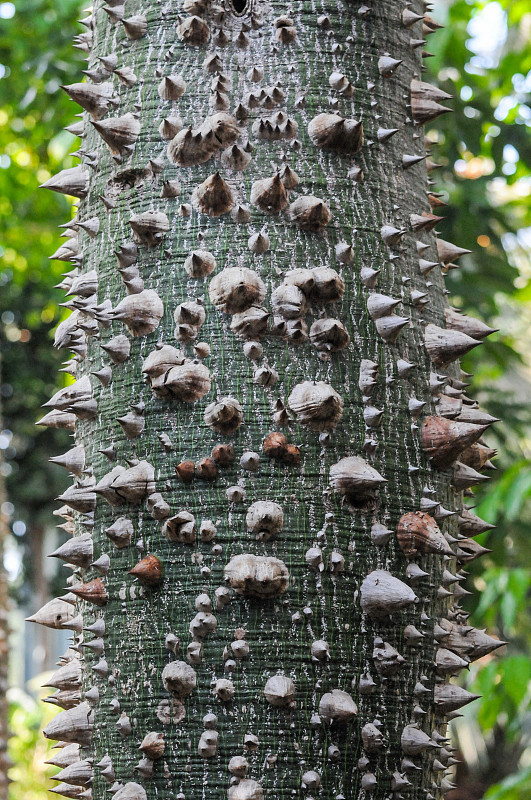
top-left (35, 2), bottom-right (499, 799)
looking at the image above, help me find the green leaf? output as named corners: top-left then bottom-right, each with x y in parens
top-left (477, 692), bottom-right (503, 732)
top-left (501, 657), bottom-right (531, 708)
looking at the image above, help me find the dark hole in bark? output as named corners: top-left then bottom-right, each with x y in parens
top-left (105, 167), bottom-right (151, 200)
top-left (345, 492), bottom-right (381, 513)
top-left (232, 0), bottom-right (248, 13)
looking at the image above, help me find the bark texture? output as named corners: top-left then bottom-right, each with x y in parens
top-left (32, 2), bottom-right (503, 799)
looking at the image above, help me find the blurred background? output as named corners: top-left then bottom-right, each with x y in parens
top-left (0, 0), bottom-right (530, 797)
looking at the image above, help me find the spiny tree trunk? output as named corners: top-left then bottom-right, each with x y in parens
top-left (30, 2), bottom-right (504, 799)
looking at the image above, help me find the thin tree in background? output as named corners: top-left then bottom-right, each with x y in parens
top-left (0, 392), bottom-right (10, 800)
top-left (27, 1), bottom-right (505, 798)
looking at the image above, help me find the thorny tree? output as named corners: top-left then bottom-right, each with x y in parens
top-left (27, 1), bottom-right (505, 799)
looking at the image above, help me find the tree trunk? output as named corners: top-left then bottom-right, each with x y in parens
top-left (0, 401), bottom-right (10, 800)
top-left (32, 2), bottom-right (503, 799)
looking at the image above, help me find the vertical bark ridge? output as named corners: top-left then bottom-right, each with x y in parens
top-left (32, 2), bottom-right (502, 800)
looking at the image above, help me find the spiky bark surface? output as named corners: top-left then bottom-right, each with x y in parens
top-left (33, 2), bottom-right (503, 799)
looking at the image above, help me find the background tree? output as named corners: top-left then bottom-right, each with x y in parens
top-left (0, 401), bottom-right (10, 800)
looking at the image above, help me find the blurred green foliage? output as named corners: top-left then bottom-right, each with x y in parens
top-left (7, 688), bottom-right (57, 800)
top-left (484, 768), bottom-right (531, 800)
top-left (0, 0), bottom-right (82, 602)
top-left (0, 0), bottom-right (530, 797)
